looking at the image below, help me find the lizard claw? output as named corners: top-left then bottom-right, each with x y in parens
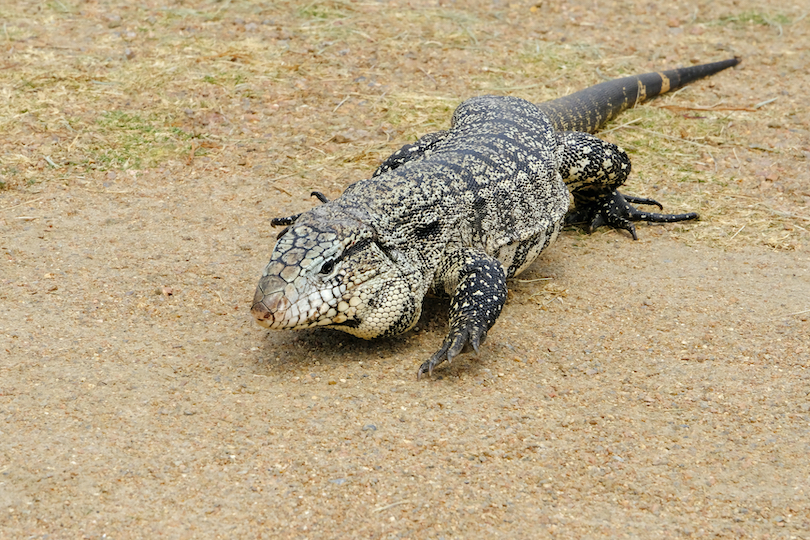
top-left (418, 252), bottom-right (505, 379)
top-left (623, 195), bottom-right (663, 210)
top-left (271, 192), bottom-right (332, 238)
top-left (589, 207), bottom-right (638, 240)
top-left (417, 325), bottom-right (487, 380)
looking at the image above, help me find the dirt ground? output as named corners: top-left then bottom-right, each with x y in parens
top-left (1, 0), bottom-right (809, 538)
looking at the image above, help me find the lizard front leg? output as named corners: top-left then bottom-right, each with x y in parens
top-left (270, 191), bottom-right (331, 239)
top-left (418, 249), bottom-right (507, 379)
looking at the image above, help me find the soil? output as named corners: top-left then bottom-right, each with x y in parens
top-left (1, 0), bottom-right (809, 538)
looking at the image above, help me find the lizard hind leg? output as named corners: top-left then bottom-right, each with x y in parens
top-left (556, 131), bottom-right (698, 240)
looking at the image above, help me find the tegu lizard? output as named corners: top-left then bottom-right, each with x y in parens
top-left (251, 58), bottom-right (740, 378)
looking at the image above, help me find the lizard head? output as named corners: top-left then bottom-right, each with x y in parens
top-left (251, 206), bottom-right (422, 340)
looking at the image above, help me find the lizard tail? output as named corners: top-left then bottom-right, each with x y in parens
top-left (536, 57), bottom-right (741, 133)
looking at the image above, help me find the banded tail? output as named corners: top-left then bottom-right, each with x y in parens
top-left (537, 57), bottom-right (741, 133)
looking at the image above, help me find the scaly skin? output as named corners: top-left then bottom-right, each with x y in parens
top-left (252, 58), bottom-right (740, 378)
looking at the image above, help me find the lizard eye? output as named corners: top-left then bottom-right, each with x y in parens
top-left (319, 260), bottom-right (335, 275)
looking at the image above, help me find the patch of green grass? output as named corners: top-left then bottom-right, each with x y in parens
top-left (90, 111), bottom-right (193, 170)
top-left (46, 0), bottom-right (74, 14)
top-left (716, 11), bottom-right (790, 27)
top-left (202, 71), bottom-right (250, 90)
top-left (0, 166), bottom-right (20, 190)
top-left (297, 0), bottom-right (353, 20)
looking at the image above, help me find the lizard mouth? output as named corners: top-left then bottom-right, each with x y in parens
top-left (251, 273), bottom-right (358, 330)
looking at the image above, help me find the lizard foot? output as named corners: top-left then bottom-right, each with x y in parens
top-left (571, 190), bottom-right (698, 240)
top-left (417, 323), bottom-right (487, 380)
top-left (417, 251), bottom-right (506, 379)
top-left (271, 192), bottom-right (331, 238)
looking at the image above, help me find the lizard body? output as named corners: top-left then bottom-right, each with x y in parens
top-left (252, 58), bottom-right (740, 377)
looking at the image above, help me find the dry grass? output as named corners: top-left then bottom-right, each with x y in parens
top-left (1, 0), bottom-right (807, 249)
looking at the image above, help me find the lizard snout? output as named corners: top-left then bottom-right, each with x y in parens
top-left (251, 275), bottom-right (292, 327)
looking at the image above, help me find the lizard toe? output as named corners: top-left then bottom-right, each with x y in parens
top-left (581, 190), bottom-right (697, 240)
top-left (417, 324), bottom-right (488, 379)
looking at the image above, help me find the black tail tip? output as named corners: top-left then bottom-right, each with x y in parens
top-left (708, 57), bottom-right (742, 70)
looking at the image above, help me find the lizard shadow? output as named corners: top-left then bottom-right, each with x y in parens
top-left (251, 296), bottom-right (489, 380)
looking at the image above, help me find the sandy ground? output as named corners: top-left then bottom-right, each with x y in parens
top-left (2, 0), bottom-right (809, 538)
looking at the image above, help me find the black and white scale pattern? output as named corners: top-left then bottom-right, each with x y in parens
top-left (252, 58), bottom-right (740, 377)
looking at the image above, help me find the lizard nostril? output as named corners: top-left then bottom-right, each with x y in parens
top-left (250, 301), bottom-right (270, 320)
top-left (252, 275), bottom-right (292, 323)
top-left (251, 292), bottom-right (292, 323)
